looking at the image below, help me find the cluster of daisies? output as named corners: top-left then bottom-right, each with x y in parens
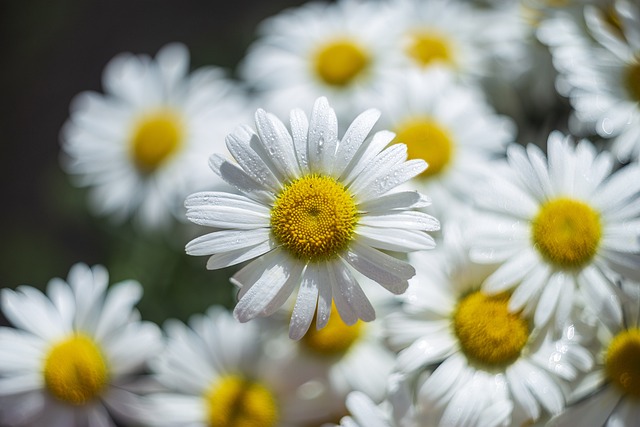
top-left (3, 0), bottom-right (640, 426)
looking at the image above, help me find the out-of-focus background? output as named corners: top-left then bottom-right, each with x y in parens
top-left (0, 0), bottom-right (309, 323)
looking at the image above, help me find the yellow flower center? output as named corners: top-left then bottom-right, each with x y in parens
top-left (605, 328), bottom-right (640, 399)
top-left (313, 39), bottom-right (370, 86)
top-left (531, 198), bottom-right (602, 269)
top-left (393, 118), bottom-right (454, 178)
top-left (130, 111), bottom-right (183, 173)
top-left (302, 303), bottom-right (364, 356)
top-left (270, 174), bottom-right (358, 261)
top-left (43, 334), bottom-right (109, 405)
top-left (407, 31), bottom-right (454, 67)
top-left (453, 291), bottom-right (530, 367)
top-left (625, 62), bottom-right (640, 103)
top-left (204, 375), bottom-right (279, 427)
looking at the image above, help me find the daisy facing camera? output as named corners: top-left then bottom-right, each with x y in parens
top-left (185, 97), bottom-right (440, 340)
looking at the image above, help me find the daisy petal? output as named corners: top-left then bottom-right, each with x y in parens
top-left (289, 269), bottom-right (320, 340)
top-left (344, 241), bottom-right (414, 294)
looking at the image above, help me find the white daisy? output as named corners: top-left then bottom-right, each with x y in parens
top-left (239, 0), bottom-right (401, 122)
top-left (144, 306), bottom-right (338, 427)
top-left (385, 224), bottom-right (593, 426)
top-left (547, 280), bottom-right (640, 426)
top-left (0, 263), bottom-right (162, 427)
top-left (377, 68), bottom-right (514, 219)
top-left (538, 0), bottom-right (640, 161)
top-left (185, 96), bottom-right (439, 339)
top-left (387, 0), bottom-right (509, 80)
top-left (470, 132), bottom-right (640, 331)
top-left (61, 42), bottom-right (249, 229)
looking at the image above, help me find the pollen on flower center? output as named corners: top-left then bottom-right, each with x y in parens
top-left (624, 62), bottom-right (640, 103)
top-left (453, 291), bottom-right (529, 367)
top-left (43, 334), bottom-right (109, 405)
top-left (531, 197), bottom-right (602, 269)
top-left (605, 327), bottom-right (640, 398)
top-left (302, 303), bottom-right (364, 356)
top-left (130, 111), bottom-right (183, 173)
top-left (407, 31), bottom-right (454, 67)
top-left (270, 174), bottom-right (358, 261)
top-left (313, 39), bottom-right (370, 86)
top-left (205, 375), bottom-right (279, 427)
top-left (393, 118), bottom-right (454, 178)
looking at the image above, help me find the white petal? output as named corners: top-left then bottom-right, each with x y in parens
top-left (344, 241), bottom-right (414, 294)
top-left (205, 240), bottom-right (276, 269)
top-left (358, 190), bottom-right (430, 213)
top-left (290, 108), bottom-right (310, 175)
top-left (547, 385), bottom-right (620, 427)
top-left (356, 226), bottom-right (436, 252)
top-left (185, 197), bottom-right (270, 229)
top-left (358, 211), bottom-right (439, 231)
top-left (209, 154), bottom-right (273, 200)
top-left (94, 280), bottom-right (143, 340)
top-left (186, 228), bottom-right (271, 256)
top-left (328, 260), bottom-right (375, 324)
top-left (225, 130), bottom-right (281, 192)
top-left (1, 287), bottom-right (65, 340)
top-left (483, 250), bottom-right (537, 293)
top-left (333, 108), bottom-right (380, 178)
top-left (307, 97), bottom-right (338, 174)
top-left (255, 109), bottom-right (300, 179)
top-left (341, 130), bottom-right (395, 186)
top-left (233, 248), bottom-right (296, 322)
top-left (289, 268), bottom-right (319, 340)
top-left (315, 263), bottom-right (332, 330)
top-left (533, 271), bottom-right (565, 329)
top-left (354, 159), bottom-right (427, 202)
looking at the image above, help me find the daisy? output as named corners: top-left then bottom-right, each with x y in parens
top-left (144, 306), bottom-right (338, 427)
top-left (546, 280), bottom-right (640, 426)
top-left (387, 0), bottom-right (512, 80)
top-left (470, 132), bottom-right (640, 332)
top-left (385, 224), bottom-right (593, 426)
top-left (0, 263), bottom-right (162, 427)
top-left (185, 97), bottom-right (439, 340)
top-left (377, 68), bottom-right (514, 219)
top-left (61, 42), bottom-right (249, 229)
top-left (538, 0), bottom-right (640, 161)
top-left (239, 0), bottom-right (401, 122)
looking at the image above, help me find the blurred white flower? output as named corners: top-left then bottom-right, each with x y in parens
top-left (539, 0), bottom-right (640, 161)
top-left (185, 97), bottom-right (439, 339)
top-left (326, 391), bottom-right (394, 427)
top-left (144, 306), bottom-right (338, 427)
top-left (377, 68), bottom-right (514, 219)
top-left (239, 0), bottom-right (402, 121)
top-left (471, 132), bottom-right (640, 332)
top-left (61, 43), bottom-right (249, 229)
top-left (0, 263), bottom-right (162, 427)
top-left (547, 280), bottom-right (640, 427)
top-left (386, 224), bottom-right (593, 426)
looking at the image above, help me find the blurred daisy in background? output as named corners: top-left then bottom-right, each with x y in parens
top-left (547, 281), bottom-right (640, 426)
top-left (539, 0), bottom-right (640, 161)
top-left (185, 97), bottom-right (439, 339)
top-left (144, 306), bottom-right (338, 427)
top-left (0, 263), bottom-right (162, 427)
top-left (387, 0), bottom-right (508, 80)
top-left (377, 68), bottom-right (514, 220)
top-left (239, 0), bottom-right (401, 122)
top-left (61, 43), bottom-right (249, 230)
top-left (471, 133), bottom-right (640, 332)
top-left (385, 224), bottom-right (593, 426)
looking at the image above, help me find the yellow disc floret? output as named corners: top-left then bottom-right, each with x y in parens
top-left (625, 62), bottom-right (640, 103)
top-left (205, 375), bottom-right (279, 427)
top-left (313, 39), bottom-right (370, 86)
top-left (605, 327), bottom-right (640, 399)
top-left (453, 291), bottom-right (530, 367)
top-left (271, 174), bottom-right (358, 261)
top-left (393, 118), bottom-right (454, 178)
top-left (531, 198), bottom-right (602, 269)
top-left (130, 111), bottom-right (183, 173)
top-left (302, 303), bottom-right (364, 356)
top-left (407, 31), bottom-right (454, 67)
top-left (43, 334), bottom-right (109, 405)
